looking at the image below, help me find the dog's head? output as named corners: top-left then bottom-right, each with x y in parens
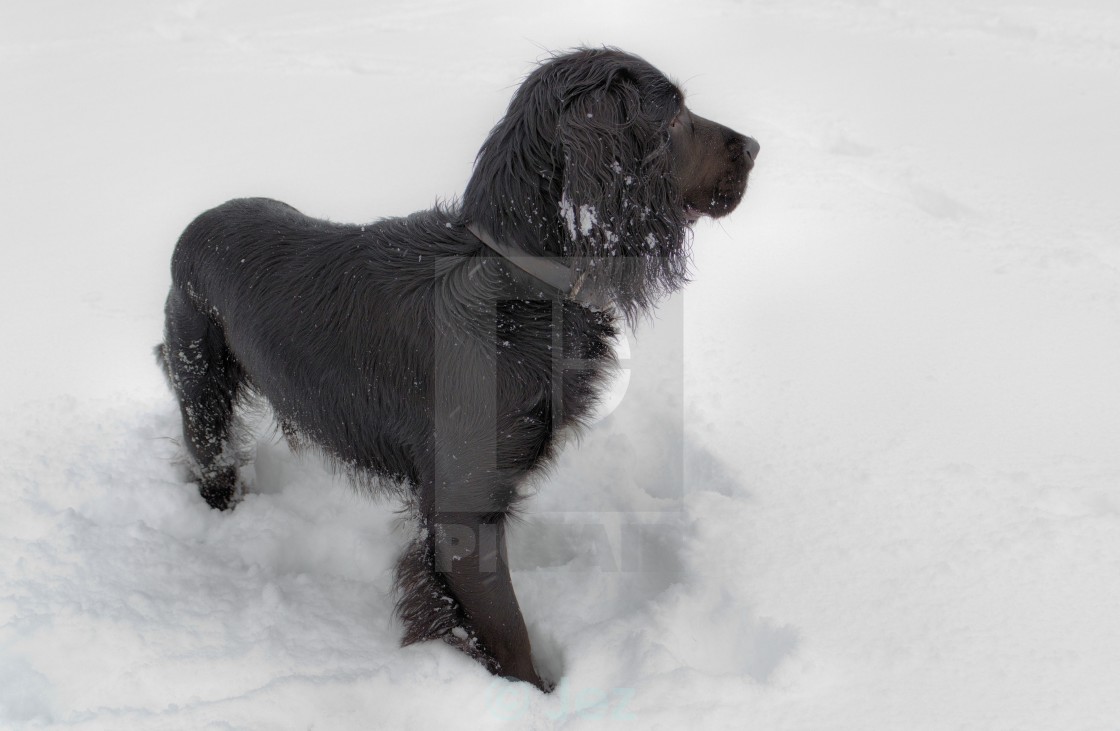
top-left (463, 47), bottom-right (758, 319)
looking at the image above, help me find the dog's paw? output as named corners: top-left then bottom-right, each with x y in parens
top-left (198, 467), bottom-right (240, 510)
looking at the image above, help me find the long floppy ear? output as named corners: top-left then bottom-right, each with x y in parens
top-left (556, 79), bottom-right (690, 321)
top-left (557, 83), bottom-right (642, 254)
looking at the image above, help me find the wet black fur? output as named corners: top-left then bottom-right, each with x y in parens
top-left (157, 47), bottom-right (755, 691)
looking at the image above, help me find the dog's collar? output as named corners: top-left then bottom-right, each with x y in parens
top-left (467, 222), bottom-right (595, 305)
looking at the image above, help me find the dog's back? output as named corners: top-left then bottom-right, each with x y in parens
top-left (164, 198), bottom-right (452, 490)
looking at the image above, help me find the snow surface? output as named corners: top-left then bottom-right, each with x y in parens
top-left (3, 0), bottom-right (1120, 728)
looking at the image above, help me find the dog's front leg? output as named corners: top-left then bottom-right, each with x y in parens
top-left (394, 427), bottom-right (550, 689)
top-left (431, 510), bottom-right (547, 690)
top-left (394, 494), bottom-right (547, 689)
top-left (394, 305), bottom-right (551, 689)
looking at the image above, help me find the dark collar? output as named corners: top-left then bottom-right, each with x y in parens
top-left (467, 222), bottom-right (596, 305)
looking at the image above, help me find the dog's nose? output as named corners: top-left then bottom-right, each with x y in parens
top-left (744, 136), bottom-right (760, 161)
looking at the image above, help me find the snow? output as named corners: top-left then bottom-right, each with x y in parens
top-left (2, 0), bottom-right (1120, 728)
top-left (560, 193), bottom-right (600, 241)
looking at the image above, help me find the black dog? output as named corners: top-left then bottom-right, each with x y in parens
top-left (157, 47), bottom-right (757, 690)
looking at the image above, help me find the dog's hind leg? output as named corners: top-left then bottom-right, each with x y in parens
top-left (158, 286), bottom-right (244, 510)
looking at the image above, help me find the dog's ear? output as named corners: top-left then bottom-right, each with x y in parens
top-left (556, 82), bottom-right (646, 256)
top-left (555, 78), bottom-right (689, 319)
